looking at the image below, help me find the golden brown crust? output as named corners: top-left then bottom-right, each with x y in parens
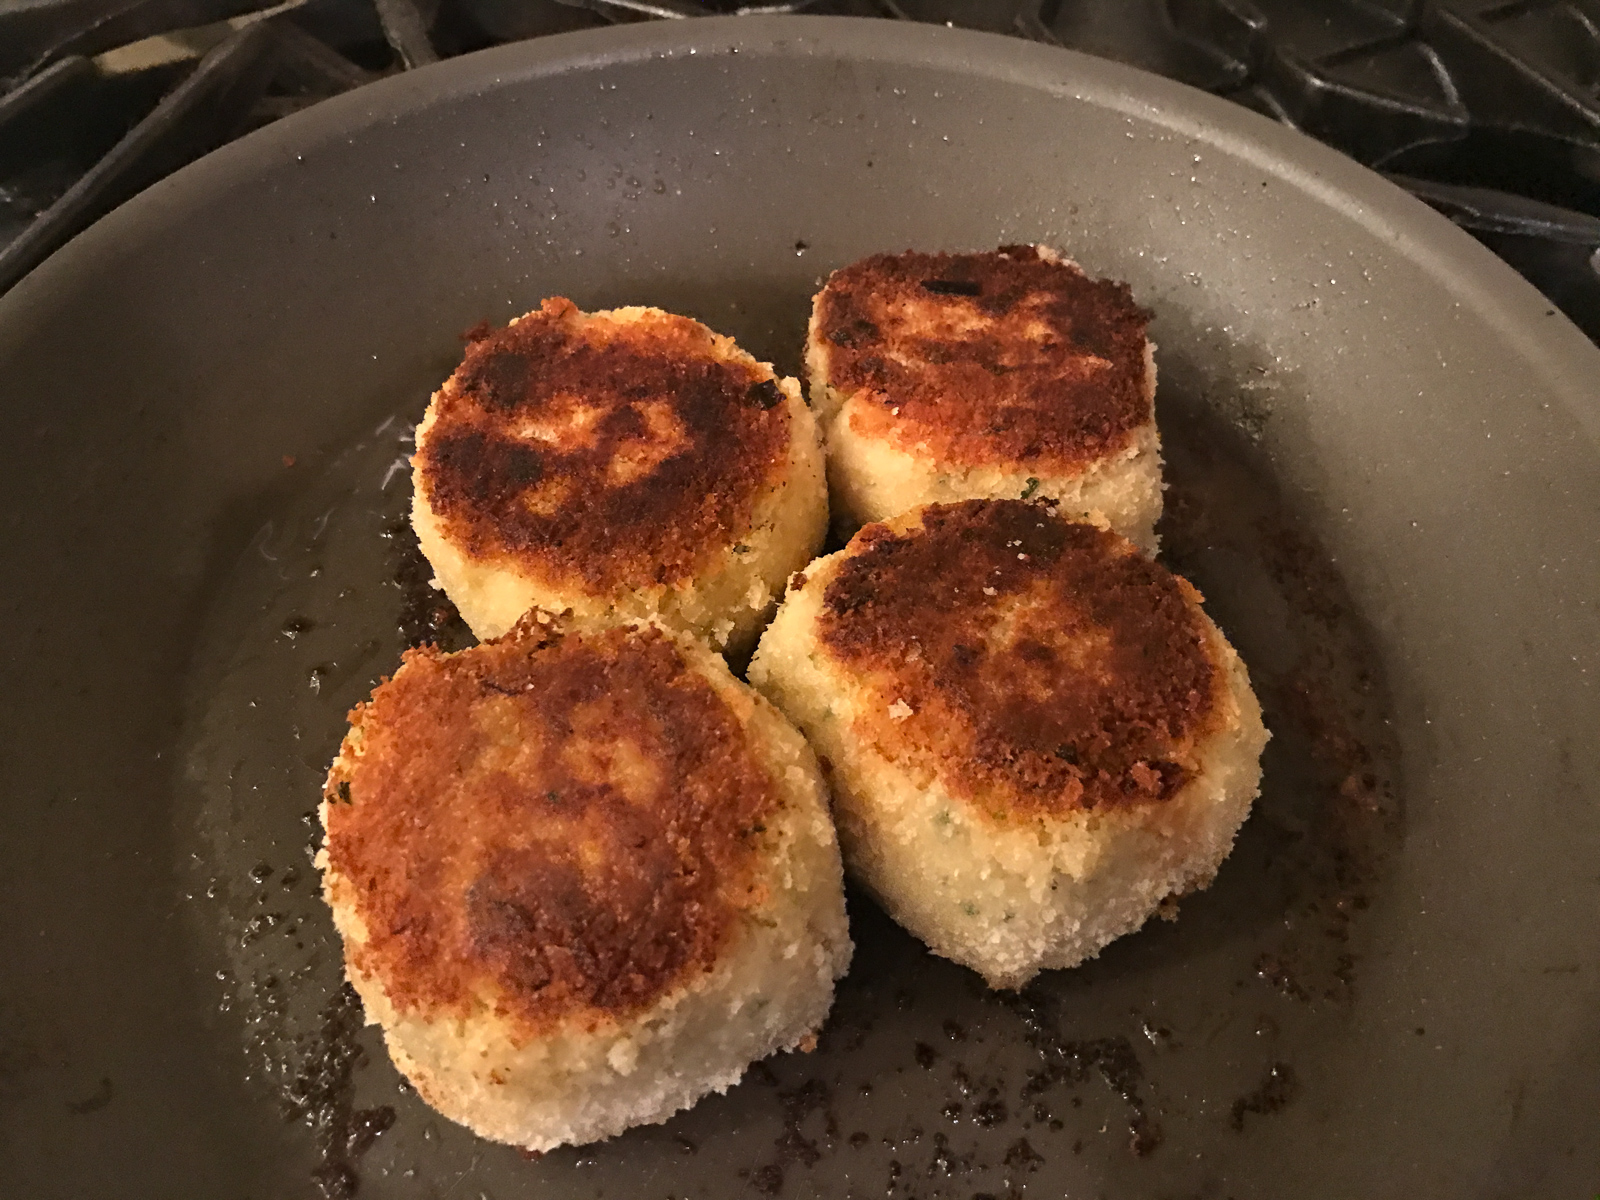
top-left (415, 298), bottom-right (790, 592)
top-left (816, 500), bottom-right (1222, 818)
top-left (814, 246), bottom-right (1152, 470)
top-left (322, 620), bottom-right (781, 1037)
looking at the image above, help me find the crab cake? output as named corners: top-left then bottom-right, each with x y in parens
top-left (318, 613), bottom-right (852, 1152)
top-left (412, 298), bottom-right (826, 657)
top-left (748, 500), bottom-right (1266, 990)
top-left (806, 245), bottom-right (1162, 550)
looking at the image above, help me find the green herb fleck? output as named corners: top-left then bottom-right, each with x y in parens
top-left (961, 901), bottom-right (979, 917)
top-left (1020, 477), bottom-right (1040, 500)
top-left (732, 543), bottom-right (751, 555)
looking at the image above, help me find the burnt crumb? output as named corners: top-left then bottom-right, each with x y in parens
top-left (1255, 953), bottom-right (1311, 1002)
top-left (747, 378), bottom-right (783, 410)
top-left (1139, 1017), bottom-right (1174, 1048)
top-left (240, 906), bottom-right (288, 945)
top-left (311, 1162), bottom-right (357, 1200)
top-left (281, 615), bottom-right (314, 639)
top-left (1259, 524), bottom-right (1346, 630)
top-left (1231, 1062), bottom-right (1299, 1131)
top-left (920, 278), bottom-right (983, 296)
top-left (751, 1163), bottom-right (785, 1194)
top-left (1128, 1117), bottom-right (1161, 1156)
top-left (848, 1131), bottom-right (870, 1148)
top-left (927, 1132), bottom-right (971, 1176)
top-left (772, 1077), bottom-right (836, 1169)
top-left (972, 1097), bottom-right (1008, 1128)
top-left (887, 1159), bottom-right (903, 1191)
top-left (1333, 953), bottom-right (1356, 992)
top-left (914, 1041), bottom-right (939, 1068)
top-left (344, 1106), bottom-right (394, 1159)
top-left (282, 983), bottom-right (388, 1197)
top-left (942, 1019), bottom-right (968, 1042)
top-left (674, 1135), bottom-right (698, 1155)
top-left (794, 239), bottom-right (809, 253)
top-left (1003, 1137), bottom-right (1045, 1170)
top-left (384, 519), bottom-right (469, 650)
top-left (748, 1062), bottom-right (780, 1088)
top-left (65, 1077), bottom-right (114, 1115)
top-left (1008, 996), bottom-right (1164, 1157)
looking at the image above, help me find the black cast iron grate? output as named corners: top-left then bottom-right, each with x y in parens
top-left (1, 0), bottom-right (1598, 336)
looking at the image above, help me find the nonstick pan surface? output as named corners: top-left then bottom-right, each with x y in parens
top-left (0, 16), bottom-right (1596, 1200)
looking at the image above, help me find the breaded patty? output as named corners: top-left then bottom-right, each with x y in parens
top-left (413, 299), bottom-right (827, 657)
top-left (806, 246), bottom-right (1162, 550)
top-left (318, 613), bottom-right (852, 1151)
top-left (748, 500), bottom-right (1266, 989)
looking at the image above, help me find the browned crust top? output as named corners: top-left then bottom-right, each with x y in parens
top-left (817, 500), bottom-right (1221, 818)
top-left (322, 621), bottom-right (782, 1036)
top-left (416, 298), bottom-right (790, 591)
top-left (814, 247), bottom-right (1152, 470)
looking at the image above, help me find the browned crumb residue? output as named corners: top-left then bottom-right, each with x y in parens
top-left (814, 246), bottom-right (1152, 471)
top-left (322, 620), bottom-right (781, 1036)
top-left (417, 297), bottom-right (789, 591)
top-left (818, 500), bottom-right (1220, 818)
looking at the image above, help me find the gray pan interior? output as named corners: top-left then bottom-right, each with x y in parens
top-left (1, 15), bottom-right (1597, 1200)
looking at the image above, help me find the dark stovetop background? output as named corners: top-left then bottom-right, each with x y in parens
top-left (1, 0), bottom-right (1598, 337)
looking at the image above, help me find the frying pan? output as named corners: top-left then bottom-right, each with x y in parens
top-left (0, 15), bottom-right (1596, 1199)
